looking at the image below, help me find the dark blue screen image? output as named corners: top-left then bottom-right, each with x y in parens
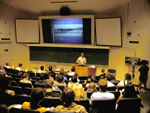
top-left (42, 18), bottom-right (91, 44)
top-left (53, 18), bottom-right (83, 44)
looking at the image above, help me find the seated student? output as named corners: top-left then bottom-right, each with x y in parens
top-left (117, 73), bottom-right (132, 86)
top-left (55, 74), bottom-right (66, 87)
top-left (84, 74), bottom-right (92, 83)
top-left (37, 65), bottom-right (45, 73)
top-left (86, 82), bottom-right (97, 92)
top-left (68, 74), bottom-right (81, 89)
top-left (59, 68), bottom-right (67, 81)
top-left (16, 63), bottom-right (22, 71)
top-left (48, 66), bottom-right (56, 80)
top-left (4, 63), bottom-right (11, 69)
top-left (22, 87), bottom-right (53, 112)
top-left (19, 73), bottom-right (33, 88)
top-left (45, 80), bottom-right (61, 97)
top-left (116, 83), bottom-right (144, 108)
top-left (68, 66), bottom-right (76, 76)
top-left (99, 75), bottom-right (115, 87)
top-left (90, 79), bottom-right (115, 101)
top-left (85, 76), bottom-right (98, 88)
top-left (34, 73), bottom-right (46, 86)
top-left (99, 69), bottom-right (106, 79)
top-left (72, 84), bottom-right (87, 100)
top-left (0, 72), bottom-right (15, 105)
top-left (54, 88), bottom-right (87, 113)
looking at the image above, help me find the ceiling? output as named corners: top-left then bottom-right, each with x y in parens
top-left (1, 0), bottom-right (131, 14)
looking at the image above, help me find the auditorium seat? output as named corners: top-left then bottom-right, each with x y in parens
top-left (107, 86), bottom-right (116, 91)
top-left (108, 91), bottom-right (120, 102)
top-left (57, 85), bottom-right (65, 92)
top-left (91, 99), bottom-right (116, 113)
top-left (24, 87), bottom-right (33, 95)
top-left (75, 99), bottom-right (90, 112)
top-left (79, 76), bottom-right (87, 81)
top-left (10, 80), bottom-right (18, 86)
top-left (14, 94), bottom-right (31, 104)
top-left (116, 98), bottom-right (141, 113)
top-left (8, 86), bottom-right (22, 94)
top-left (40, 97), bottom-right (62, 107)
top-left (19, 82), bottom-right (32, 93)
top-left (86, 91), bottom-right (93, 98)
top-left (34, 84), bottom-right (45, 88)
top-left (10, 108), bottom-right (39, 113)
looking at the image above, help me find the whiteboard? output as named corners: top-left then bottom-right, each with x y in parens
top-left (15, 19), bottom-right (39, 43)
top-left (96, 18), bottom-right (122, 46)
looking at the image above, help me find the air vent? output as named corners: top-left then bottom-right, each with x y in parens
top-left (1, 38), bottom-right (10, 40)
top-left (50, 0), bottom-right (77, 3)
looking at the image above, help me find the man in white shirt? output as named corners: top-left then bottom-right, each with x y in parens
top-left (16, 63), bottom-right (22, 71)
top-left (76, 53), bottom-right (87, 66)
top-left (91, 79), bottom-right (114, 101)
top-left (5, 63), bottom-right (11, 69)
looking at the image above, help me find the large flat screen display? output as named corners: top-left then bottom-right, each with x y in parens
top-left (39, 15), bottom-right (95, 45)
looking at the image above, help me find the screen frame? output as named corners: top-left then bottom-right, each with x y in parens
top-left (39, 15), bottom-right (95, 46)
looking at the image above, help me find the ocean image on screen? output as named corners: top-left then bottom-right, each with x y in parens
top-left (53, 18), bottom-right (83, 44)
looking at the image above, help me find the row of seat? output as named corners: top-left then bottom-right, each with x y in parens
top-left (9, 95), bottom-right (141, 113)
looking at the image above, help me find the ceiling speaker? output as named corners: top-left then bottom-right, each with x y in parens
top-left (60, 6), bottom-right (71, 15)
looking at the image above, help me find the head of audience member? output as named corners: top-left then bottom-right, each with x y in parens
top-left (122, 84), bottom-right (137, 98)
top-left (48, 66), bottom-right (53, 71)
top-left (91, 76), bottom-right (97, 83)
top-left (60, 68), bottom-right (64, 75)
top-left (101, 69), bottom-right (105, 74)
top-left (61, 88), bottom-right (75, 107)
top-left (0, 105), bottom-right (9, 113)
top-left (40, 65), bottom-right (44, 71)
top-left (18, 63), bottom-right (22, 68)
top-left (30, 87), bottom-right (45, 109)
top-left (125, 73), bottom-right (131, 81)
top-left (45, 80), bottom-right (54, 89)
top-left (71, 75), bottom-right (78, 83)
top-left (22, 73), bottom-right (30, 80)
top-left (86, 82), bottom-right (97, 92)
top-left (56, 74), bottom-right (64, 83)
top-left (98, 79), bottom-right (107, 92)
top-left (5, 63), bottom-right (9, 66)
top-left (72, 84), bottom-right (87, 100)
top-left (81, 52), bottom-right (84, 57)
top-left (71, 66), bottom-right (76, 72)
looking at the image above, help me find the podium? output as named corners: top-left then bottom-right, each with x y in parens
top-left (73, 65), bottom-right (97, 76)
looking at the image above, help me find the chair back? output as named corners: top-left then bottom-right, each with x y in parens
top-left (10, 108), bottom-right (39, 113)
top-left (117, 98), bottom-right (141, 113)
top-left (91, 99), bottom-right (116, 113)
top-left (40, 97), bottom-right (62, 107)
top-left (24, 87), bottom-right (33, 95)
top-left (109, 91), bottom-right (120, 102)
top-left (75, 99), bottom-right (90, 112)
top-left (8, 86), bottom-right (22, 94)
top-left (106, 86), bottom-right (116, 91)
top-left (19, 82), bottom-right (32, 92)
top-left (14, 94), bottom-right (31, 104)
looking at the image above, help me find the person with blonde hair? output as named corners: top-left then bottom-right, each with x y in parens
top-left (86, 82), bottom-right (97, 92)
top-left (72, 84), bottom-right (87, 100)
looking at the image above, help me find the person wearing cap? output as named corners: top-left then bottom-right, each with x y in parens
top-left (90, 79), bottom-right (114, 101)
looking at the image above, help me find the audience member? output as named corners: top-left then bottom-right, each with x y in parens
top-left (34, 73), bottom-right (46, 86)
top-left (86, 82), bottom-right (97, 92)
top-left (117, 73), bottom-right (132, 86)
top-left (68, 66), bottom-right (76, 76)
top-left (99, 69), bottom-right (106, 79)
top-left (68, 74), bottom-right (80, 89)
top-left (38, 65), bottom-right (45, 73)
top-left (54, 88), bottom-right (87, 113)
top-left (48, 66), bottom-right (56, 80)
top-left (116, 83), bottom-right (144, 108)
top-left (0, 104), bottom-right (9, 113)
top-left (55, 74), bottom-right (66, 87)
top-left (22, 87), bottom-right (53, 112)
top-left (59, 68), bottom-right (67, 81)
top-left (84, 75), bottom-right (92, 83)
top-left (4, 63), bottom-right (11, 69)
top-left (16, 63), bottom-right (22, 71)
top-left (91, 79), bottom-right (114, 101)
top-left (45, 80), bottom-right (61, 97)
top-left (72, 84), bottom-right (87, 100)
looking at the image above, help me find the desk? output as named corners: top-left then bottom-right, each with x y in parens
top-left (75, 66), bottom-right (88, 76)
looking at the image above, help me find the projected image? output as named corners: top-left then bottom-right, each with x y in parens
top-left (52, 18), bottom-right (83, 44)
